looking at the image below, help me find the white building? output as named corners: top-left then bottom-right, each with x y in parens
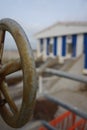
top-left (35, 22), bottom-right (87, 74)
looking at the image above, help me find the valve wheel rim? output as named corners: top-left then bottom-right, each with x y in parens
top-left (0, 18), bottom-right (37, 128)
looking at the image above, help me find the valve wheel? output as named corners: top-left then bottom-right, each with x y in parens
top-left (0, 18), bottom-right (37, 128)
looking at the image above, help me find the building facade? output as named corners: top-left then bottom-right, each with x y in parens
top-left (35, 22), bottom-right (87, 74)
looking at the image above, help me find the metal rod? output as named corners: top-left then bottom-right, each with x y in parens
top-left (29, 120), bottom-right (56, 130)
top-left (44, 68), bottom-right (87, 84)
top-left (44, 94), bottom-right (87, 120)
top-left (37, 58), bottom-right (58, 75)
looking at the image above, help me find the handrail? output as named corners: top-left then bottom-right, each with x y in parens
top-left (44, 94), bottom-right (87, 120)
top-left (37, 68), bottom-right (87, 83)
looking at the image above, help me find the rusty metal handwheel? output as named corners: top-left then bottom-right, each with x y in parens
top-left (0, 18), bottom-right (37, 128)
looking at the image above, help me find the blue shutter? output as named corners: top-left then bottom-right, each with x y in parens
top-left (47, 38), bottom-right (50, 55)
top-left (62, 36), bottom-right (66, 56)
top-left (53, 37), bottom-right (57, 56)
top-left (84, 33), bottom-right (87, 69)
top-left (72, 35), bottom-right (77, 57)
top-left (40, 39), bottom-right (43, 52)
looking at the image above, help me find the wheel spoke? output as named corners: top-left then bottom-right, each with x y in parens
top-left (6, 72), bottom-right (23, 86)
top-left (0, 30), bottom-right (5, 64)
top-left (0, 81), bottom-right (18, 114)
top-left (0, 59), bottom-right (21, 76)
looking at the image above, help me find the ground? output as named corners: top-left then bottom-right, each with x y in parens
top-left (0, 50), bottom-right (87, 130)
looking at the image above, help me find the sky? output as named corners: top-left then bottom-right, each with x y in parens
top-left (0, 0), bottom-right (87, 50)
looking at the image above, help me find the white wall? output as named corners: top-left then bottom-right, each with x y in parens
top-left (37, 38), bottom-right (48, 60)
top-left (76, 34), bottom-right (84, 57)
top-left (49, 38), bottom-right (55, 58)
top-left (57, 36), bottom-right (65, 63)
top-left (66, 35), bottom-right (72, 58)
top-left (43, 38), bottom-right (47, 60)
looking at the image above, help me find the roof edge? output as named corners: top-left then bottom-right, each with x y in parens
top-left (34, 21), bottom-right (87, 37)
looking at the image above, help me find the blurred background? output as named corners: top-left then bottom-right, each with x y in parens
top-left (0, 0), bottom-right (87, 50)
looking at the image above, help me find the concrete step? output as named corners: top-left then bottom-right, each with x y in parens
top-left (43, 55), bottom-right (82, 91)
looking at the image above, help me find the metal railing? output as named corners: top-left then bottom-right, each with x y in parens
top-left (36, 67), bottom-right (87, 129)
top-left (37, 68), bottom-right (87, 83)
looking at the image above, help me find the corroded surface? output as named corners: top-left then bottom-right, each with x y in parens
top-left (0, 18), bottom-right (38, 128)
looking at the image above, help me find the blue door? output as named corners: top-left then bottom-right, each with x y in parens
top-left (84, 33), bottom-right (87, 69)
top-left (72, 35), bottom-right (77, 57)
top-left (53, 37), bottom-right (57, 56)
top-left (46, 38), bottom-right (50, 55)
top-left (62, 36), bottom-right (66, 56)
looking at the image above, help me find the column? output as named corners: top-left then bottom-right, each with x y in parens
top-left (57, 37), bottom-right (62, 56)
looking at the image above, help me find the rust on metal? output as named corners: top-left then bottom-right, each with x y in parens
top-left (0, 18), bottom-right (38, 128)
